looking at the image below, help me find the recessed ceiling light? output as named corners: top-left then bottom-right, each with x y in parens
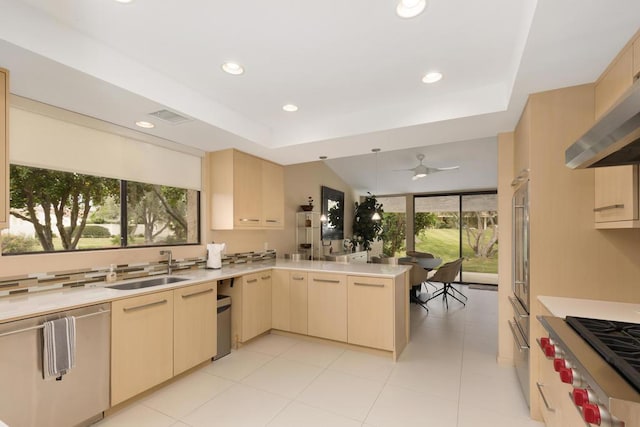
top-left (221, 62), bottom-right (244, 75)
top-left (114, 0), bottom-right (133, 3)
top-left (422, 71), bottom-right (443, 84)
top-left (135, 121), bottom-right (155, 129)
top-left (282, 104), bottom-right (299, 112)
top-left (396, 0), bottom-right (427, 18)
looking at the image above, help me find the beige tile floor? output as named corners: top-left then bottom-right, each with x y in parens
top-left (94, 285), bottom-right (544, 427)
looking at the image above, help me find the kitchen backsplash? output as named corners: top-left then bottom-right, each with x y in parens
top-left (0, 249), bottom-right (276, 297)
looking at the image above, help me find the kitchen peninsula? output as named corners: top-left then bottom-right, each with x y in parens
top-left (0, 259), bottom-right (409, 420)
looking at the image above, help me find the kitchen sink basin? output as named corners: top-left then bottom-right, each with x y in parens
top-left (107, 276), bottom-right (189, 290)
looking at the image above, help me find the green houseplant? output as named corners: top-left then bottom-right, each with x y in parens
top-left (352, 193), bottom-right (384, 251)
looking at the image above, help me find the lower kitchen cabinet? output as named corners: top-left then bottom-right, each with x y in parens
top-left (347, 275), bottom-right (393, 350)
top-left (173, 281), bottom-right (217, 375)
top-left (220, 271), bottom-right (273, 345)
top-left (111, 290), bottom-right (174, 405)
top-left (271, 270), bottom-right (308, 334)
top-left (308, 272), bottom-right (347, 342)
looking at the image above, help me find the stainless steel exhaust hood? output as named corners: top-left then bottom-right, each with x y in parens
top-left (565, 79), bottom-right (640, 169)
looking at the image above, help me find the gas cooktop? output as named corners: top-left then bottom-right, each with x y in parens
top-left (566, 316), bottom-right (640, 393)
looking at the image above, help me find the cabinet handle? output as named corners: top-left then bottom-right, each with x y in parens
top-left (508, 320), bottom-right (528, 351)
top-left (265, 219), bottom-right (280, 223)
top-left (181, 288), bottom-right (214, 299)
top-left (536, 382), bottom-right (555, 412)
top-left (292, 276), bottom-right (305, 281)
top-left (508, 296), bottom-right (529, 318)
top-left (239, 218), bottom-right (260, 222)
top-left (593, 204), bottom-right (624, 212)
top-left (261, 275), bottom-right (271, 280)
top-left (353, 282), bottom-right (385, 288)
top-left (123, 299), bottom-right (167, 312)
top-left (246, 279), bottom-right (258, 283)
top-left (313, 278), bottom-right (340, 284)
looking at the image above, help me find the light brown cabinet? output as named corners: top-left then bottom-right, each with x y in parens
top-left (173, 281), bottom-right (217, 375)
top-left (594, 45), bottom-right (634, 120)
top-left (261, 159), bottom-right (284, 228)
top-left (271, 270), bottom-right (308, 334)
top-left (308, 272), bottom-right (347, 342)
top-left (111, 291), bottom-right (174, 405)
top-left (220, 271), bottom-right (273, 345)
top-left (513, 99), bottom-right (531, 177)
top-left (0, 68), bottom-right (8, 229)
top-left (347, 276), bottom-right (393, 350)
top-left (633, 37), bottom-right (640, 83)
top-left (208, 149), bottom-right (284, 230)
top-left (594, 165), bottom-right (639, 228)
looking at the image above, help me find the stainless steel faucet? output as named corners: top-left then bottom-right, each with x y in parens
top-left (160, 250), bottom-right (173, 275)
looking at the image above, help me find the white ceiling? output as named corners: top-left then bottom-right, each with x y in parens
top-left (0, 0), bottom-right (639, 193)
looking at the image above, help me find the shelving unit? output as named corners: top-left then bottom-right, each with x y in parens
top-left (296, 212), bottom-right (321, 260)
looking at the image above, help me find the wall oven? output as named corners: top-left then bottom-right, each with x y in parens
top-left (510, 171), bottom-right (530, 406)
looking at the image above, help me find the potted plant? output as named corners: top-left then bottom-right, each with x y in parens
top-left (300, 196), bottom-right (314, 211)
top-left (352, 192), bottom-right (384, 251)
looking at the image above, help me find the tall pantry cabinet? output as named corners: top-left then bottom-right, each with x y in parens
top-left (0, 68), bottom-right (8, 229)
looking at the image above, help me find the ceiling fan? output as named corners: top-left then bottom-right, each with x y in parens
top-left (395, 154), bottom-right (460, 180)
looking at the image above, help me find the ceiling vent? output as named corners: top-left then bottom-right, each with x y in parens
top-left (148, 109), bottom-right (191, 125)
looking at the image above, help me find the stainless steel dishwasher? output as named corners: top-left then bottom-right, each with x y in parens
top-left (0, 303), bottom-right (111, 427)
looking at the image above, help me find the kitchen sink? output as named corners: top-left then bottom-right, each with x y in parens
top-left (107, 276), bottom-right (189, 290)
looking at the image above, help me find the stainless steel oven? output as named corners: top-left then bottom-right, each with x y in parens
top-left (511, 171), bottom-right (530, 406)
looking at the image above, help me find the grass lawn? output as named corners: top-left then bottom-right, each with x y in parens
top-left (52, 237), bottom-right (118, 250)
top-left (414, 228), bottom-right (498, 273)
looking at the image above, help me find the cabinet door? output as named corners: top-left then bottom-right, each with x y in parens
top-left (594, 165), bottom-right (638, 225)
top-left (262, 160), bottom-right (284, 228)
top-left (271, 270), bottom-right (290, 331)
top-left (633, 38), bottom-right (640, 82)
top-left (174, 282), bottom-right (217, 375)
top-left (595, 46), bottom-right (633, 120)
top-left (258, 271), bottom-right (272, 334)
top-left (241, 272), bottom-right (262, 341)
top-left (0, 69), bottom-right (7, 229)
top-left (289, 271), bottom-right (308, 334)
top-left (308, 273), bottom-right (347, 342)
top-left (111, 291), bottom-right (174, 405)
top-left (233, 151), bottom-right (263, 227)
top-left (347, 276), bottom-right (393, 350)
top-left (537, 351), bottom-right (559, 427)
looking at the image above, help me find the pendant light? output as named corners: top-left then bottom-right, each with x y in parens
top-left (371, 148), bottom-right (381, 221)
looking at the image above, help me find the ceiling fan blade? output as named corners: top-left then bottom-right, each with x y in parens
top-left (434, 165), bottom-right (460, 171)
top-left (392, 168), bottom-right (416, 172)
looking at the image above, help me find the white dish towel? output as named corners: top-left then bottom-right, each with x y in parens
top-left (42, 316), bottom-right (76, 380)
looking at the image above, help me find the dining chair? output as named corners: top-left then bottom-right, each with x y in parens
top-left (425, 258), bottom-right (466, 309)
top-left (398, 257), bottom-right (430, 311)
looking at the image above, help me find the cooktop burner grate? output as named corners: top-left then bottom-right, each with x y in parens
top-left (566, 316), bottom-right (640, 393)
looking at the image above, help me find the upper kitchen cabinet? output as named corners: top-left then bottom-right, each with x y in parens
top-left (208, 149), bottom-right (284, 230)
top-left (594, 165), bottom-right (639, 228)
top-left (594, 44), bottom-right (633, 120)
top-left (634, 37), bottom-right (640, 81)
top-left (513, 99), bottom-right (531, 177)
top-left (261, 159), bottom-right (284, 228)
top-left (0, 68), bottom-right (8, 229)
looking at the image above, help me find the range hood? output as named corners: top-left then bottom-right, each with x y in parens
top-left (565, 78), bottom-right (640, 169)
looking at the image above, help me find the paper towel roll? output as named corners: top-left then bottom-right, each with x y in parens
top-left (206, 243), bottom-right (225, 269)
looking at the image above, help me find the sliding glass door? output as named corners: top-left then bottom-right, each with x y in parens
top-left (414, 192), bottom-right (498, 285)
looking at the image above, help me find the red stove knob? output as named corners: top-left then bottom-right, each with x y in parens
top-left (573, 388), bottom-right (592, 406)
top-left (582, 403), bottom-right (601, 425)
top-left (553, 358), bottom-right (567, 372)
top-left (540, 337), bottom-right (551, 348)
top-left (544, 343), bottom-right (558, 358)
top-left (559, 367), bottom-right (574, 384)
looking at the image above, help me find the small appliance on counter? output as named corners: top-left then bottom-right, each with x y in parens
top-left (206, 243), bottom-right (225, 269)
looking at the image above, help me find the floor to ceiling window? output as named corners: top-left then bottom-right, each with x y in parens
top-left (414, 192), bottom-right (498, 285)
top-left (377, 196), bottom-right (407, 257)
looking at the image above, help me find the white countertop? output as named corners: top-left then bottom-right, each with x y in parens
top-left (538, 295), bottom-right (640, 323)
top-left (0, 260), bottom-right (409, 323)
